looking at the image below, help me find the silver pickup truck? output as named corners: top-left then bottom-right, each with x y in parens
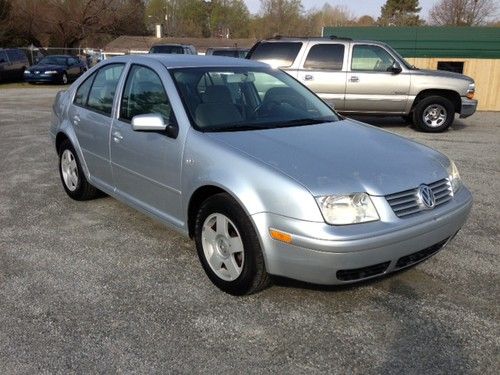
top-left (247, 37), bottom-right (477, 132)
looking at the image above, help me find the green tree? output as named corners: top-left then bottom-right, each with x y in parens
top-left (429, 0), bottom-right (497, 26)
top-left (378, 0), bottom-right (423, 26)
top-left (257, 0), bottom-right (303, 37)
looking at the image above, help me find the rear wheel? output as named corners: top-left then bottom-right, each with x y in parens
top-left (58, 140), bottom-right (99, 200)
top-left (413, 96), bottom-right (454, 132)
top-left (194, 193), bottom-right (271, 295)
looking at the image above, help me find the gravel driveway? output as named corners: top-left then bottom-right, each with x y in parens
top-left (0, 87), bottom-right (498, 374)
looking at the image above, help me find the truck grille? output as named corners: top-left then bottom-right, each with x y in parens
top-left (385, 178), bottom-right (453, 218)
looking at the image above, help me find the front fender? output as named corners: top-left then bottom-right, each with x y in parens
top-left (181, 130), bottom-right (324, 223)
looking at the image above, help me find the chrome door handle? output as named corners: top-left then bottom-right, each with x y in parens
top-left (304, 74), bottom-right (313, 81)
top-left (112, 131), bottom-right (123, 143)
top-left (350, 76), bottom-right (359, 83)
top-left (72, 115), bottom-right (80, 125)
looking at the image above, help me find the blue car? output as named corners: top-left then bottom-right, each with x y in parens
top-left (24, 55), bottom-right (86, 84)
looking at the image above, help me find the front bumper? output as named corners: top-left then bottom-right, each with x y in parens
top-left (24, 73), bottom-right (61, 83)
top-left (252, 187), bottom-right (472, 285)
top-left (459, 97), bottom-right (477, 118)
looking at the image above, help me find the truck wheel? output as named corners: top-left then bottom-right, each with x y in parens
top-left (413, 96), bottom-right (454, 132)
top-left (194, 193), bottom-right (271, 295)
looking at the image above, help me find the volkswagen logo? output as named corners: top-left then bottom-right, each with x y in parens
top-left (418, 184), bottom-right (436, 209)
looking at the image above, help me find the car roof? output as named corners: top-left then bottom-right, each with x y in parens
top-left (260, 37), bottom-right (385, 45)
top-left (108, 54), bottom-right (269, 69)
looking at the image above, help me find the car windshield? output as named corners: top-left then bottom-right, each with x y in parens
top-left (39, 56), bottom-right (68, 66)
top-left (150, 45), bottom-right (184, 54)
top-left (171, 67), bottom-right (339, 132)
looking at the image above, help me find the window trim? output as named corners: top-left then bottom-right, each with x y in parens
top-left (118, 63), bottom-right (173, 125)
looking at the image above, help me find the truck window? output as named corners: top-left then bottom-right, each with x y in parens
top-left (250, 42), bottom-right (302, 68)
top-left (304, 44), bottom-right (344, 71)
top-left (351, 45), bottom-right (395, 72)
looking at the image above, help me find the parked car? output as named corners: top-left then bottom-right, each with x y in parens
top-left (0, 48), bottom-right (30, 82)
top-left (247, 37), bottom-right (478, 132)
top-left (24, 55), bottom-right (86, 84)
top-left (205, 47), bottom-right (250, 58)
top-left (149, 44), bottom-right (197, 55)
top-left (50, 55), bottom-right (472, 295)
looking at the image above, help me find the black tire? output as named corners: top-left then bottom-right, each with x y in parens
top-left (413, 96), bottom-right (455, 133)
top-left (58, 139), bottom-right (99, 201)
top-left (194, 193), bottom-right (271, 295)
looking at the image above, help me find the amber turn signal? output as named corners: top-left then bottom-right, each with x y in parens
top-left (269, 229), bottom-right (292, 244)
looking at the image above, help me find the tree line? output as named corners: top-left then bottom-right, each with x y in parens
top-left (0, 0), bottom-right (498, 48)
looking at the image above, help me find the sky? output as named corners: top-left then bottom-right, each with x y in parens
top-left (243, 0), bottom-right (438, 20)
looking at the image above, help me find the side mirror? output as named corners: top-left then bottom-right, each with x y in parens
top-left (132, 113), bottom-right (178, 138)
top-left (387, 61), bottom-right (402, 74)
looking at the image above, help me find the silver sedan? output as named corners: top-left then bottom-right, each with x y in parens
top-left (50, 55), bottom-right (472, 295)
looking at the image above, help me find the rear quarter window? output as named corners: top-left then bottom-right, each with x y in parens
top-left (250, 42), bottom-right (302, 68)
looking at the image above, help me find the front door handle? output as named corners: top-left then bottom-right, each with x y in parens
top-left (112, 131), bottom-right (123, 143)
top-left (304, 74), bottom-right (313, 81)
top-left (350, 76), bottom-right (359, 83)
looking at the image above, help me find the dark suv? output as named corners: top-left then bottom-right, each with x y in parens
top-left (0, 48), bottom-right (30, 82)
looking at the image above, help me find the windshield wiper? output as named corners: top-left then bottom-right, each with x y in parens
top-left (275, 118), bottom-right (333, 127)
top-left (206, 124), bottom-right (269, 132)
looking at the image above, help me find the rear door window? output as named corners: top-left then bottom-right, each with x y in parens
top-left (86, 64), bottom-right (124, 115)
top-left (249, 42), bottom-right (302, 68)
top-left (304, 44), bottom-right (344, 71)
top-left (74, 72), bottom-right (96, 106)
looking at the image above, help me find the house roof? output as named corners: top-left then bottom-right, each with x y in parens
top-left (105, 36), bottom-right (257, 54)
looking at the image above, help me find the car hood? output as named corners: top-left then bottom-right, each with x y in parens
top-left (207, 119), bottom-right (449, 197)
top-left (29, 64), bottom-right (65, 71)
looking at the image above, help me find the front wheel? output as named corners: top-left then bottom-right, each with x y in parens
top-left (413, 96), bottom-right (455, 132)
top-left (194, 193), bottom-right (271, 295)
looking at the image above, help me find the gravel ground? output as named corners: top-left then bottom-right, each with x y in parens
top-left (0, 86), bottom-right (498, 374)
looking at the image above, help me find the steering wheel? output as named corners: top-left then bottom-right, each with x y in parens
top-left (253, 99), bottom-right (281, 117)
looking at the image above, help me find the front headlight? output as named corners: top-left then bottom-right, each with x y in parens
top-left (316, 193), bottom-right (379, 225)
top-left (24, 70), bottom-right (30, 74)
top-left (466, 83), bottom-right (475, 99)
top-left (447, 160), bottom-right (462, 194)
top-left (44, 70), bottom-right (58, 74)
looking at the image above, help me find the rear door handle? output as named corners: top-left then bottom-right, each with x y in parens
top-left (112, 131), bottom-right (123, 143)
top-left (350, 76), bottom-right (359, 83)
top-left (304, 74), bottom-right (313, 81)
top-left (72, 115), bottom-right (80, 125)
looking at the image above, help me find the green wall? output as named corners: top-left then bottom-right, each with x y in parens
top-left (322, 27), bottom-right (500, 59)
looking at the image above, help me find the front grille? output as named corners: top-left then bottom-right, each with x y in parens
top-left (336, 261), bottom-right (390, 281)
top-left (395, 238), bottom-right (449, 269)
top-left (385, 178), bottom-right (453, 218)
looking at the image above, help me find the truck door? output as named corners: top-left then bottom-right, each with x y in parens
top-left (296, 42), bottom-right (347, 111)
top-left (345, 43), bottom-right (410, 114)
